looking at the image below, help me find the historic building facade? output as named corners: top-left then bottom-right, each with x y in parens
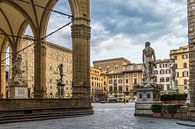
top-left (20, 36), bottom-right (72, 98)
top-left (122, 64), bottom-right (143, 100)
top-left (170, 45), bottom-right (189, 93)
top-left (154, 60), bottom-right (171, 91)
top-left (93, 58), bottom-right (142, 102)
top-left (90, 67), bottom-right (107, 102)
top-left (93, 58), bottom-right (130, 73)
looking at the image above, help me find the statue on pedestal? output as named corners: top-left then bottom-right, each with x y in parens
top-left (8, 54), bottom-right (28, 99)
top-left (57, 64), bottom-right (65, 98)
top-left (9, 54), bottom-right (27, 86)
top-left (142, 42), bottom-right (156, 84)
top-left (169, 58), bottom-right (177, 89)
top-left (134, 42), bottom-right (162, 116)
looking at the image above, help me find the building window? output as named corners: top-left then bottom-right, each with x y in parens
top-left (119, 86), bottom-right (122, 92)
top-left (134, 79), bottom-right (137, 85)
top-left (182, 71), bottom-right (189, 77)
top-left (109, 80), bottom-right (112, 84)
top-left (115, 65), bottom-right (119, 71)
top-left (126, 79), bottom-right (128, 83)
top-left (126, 86), bottom-right (129, 92)
top-left (139, 94), bottom-right (142, 99)
top-left (147, 94), bottom-right (150, 99)
top-left (118, 79), bottom-right (122, 83)
top-left (176, 72), bottom-right (179, 77)
top-left (182, 54), bottom-right (188, 59)
top-left (160, 70), bottom-right (164, 74)
top-left (166, 77), bottom-right (170, 82)
top-left (183, 63), bottom-right (187, 68)
top-left (166, 69), bottom-right (171, 74)
top-left (174, 56), bottom-right (177, 60)
top-left (133, 73), bottom-right (138, 77)
top-left (160, 77), bottom-right (165, 82)
top-left (154, 70), bottom-right (158, 74)
top-left (167, 84), bottom-right (170, 90)
top-left (184, 79), bottom-right (188, 85)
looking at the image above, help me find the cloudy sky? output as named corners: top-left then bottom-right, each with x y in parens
top-left (26, 0), bottom-right (188, 64)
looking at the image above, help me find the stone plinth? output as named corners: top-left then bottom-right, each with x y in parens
top-left (135, 101), bottom-right (161, 116)
top-left (0, 98), bottom-right (93, 124)
top-left (180, 104), bottom-right (195, 122)
top-left (134, 83), bottom-right (162, 116)
top-left (10, 85), bottom-right (28, 99)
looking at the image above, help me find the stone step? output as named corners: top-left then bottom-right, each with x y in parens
top-left (0, 110), bottom-right (93, 124)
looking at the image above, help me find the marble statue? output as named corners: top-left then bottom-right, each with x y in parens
top-left (169, 58), bottom-right (177, 90)
top-left (9, 54), bottom-right (27, 86)
top-left (57, 64), bottom-right (65, 98)
top-left (142, 42), bottom-right (156, 83)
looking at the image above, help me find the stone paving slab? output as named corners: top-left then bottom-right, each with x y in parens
top-left (0, 103), bottom-right (194, 129)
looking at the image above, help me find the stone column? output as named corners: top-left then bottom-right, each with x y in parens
top-left (0, 52), bottom-right (6, 98)
top-left (188, 0), bottom-right (195, 104)
top-left (34, 39), bottom-right (47, 99)
top-left (71, 18), bottom-right (91, 98)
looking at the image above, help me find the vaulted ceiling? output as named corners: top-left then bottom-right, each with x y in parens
top-left (0, 0), bottom-right (58, 51)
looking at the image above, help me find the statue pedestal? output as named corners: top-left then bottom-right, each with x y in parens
top-left (57, 83), bottom-right (65, 98)
top-left (168, 87), bottom-right (179, 94)
top-left (10, 85), bottom-right (28, 99)
top-left (134, 83), bottom-right (162, 116)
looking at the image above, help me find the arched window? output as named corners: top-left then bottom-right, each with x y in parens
top-left (183, 63), bottom-right (187, 68)
top-left (166, 69), bottom-right (171, 74)
top-left (160, 70), bottom-right (164, 74)
top-left (154, 70), bottom-right (158, 74)
top-left (118, 79), bottom-right (122, 83)
top-left (109, 80), bottom-right (112, 84)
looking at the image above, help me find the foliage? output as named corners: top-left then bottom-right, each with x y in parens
top-left (151, 104), bottom-right (183, 114)
top-left (151, 104), bottom-right (162, 113)
top-left (160, 94), bottom-right (187, 101)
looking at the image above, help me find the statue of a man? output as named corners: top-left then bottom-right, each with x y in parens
top-left (169, 58), bottom-right (177, 89)
top-left (142, 42), bottom-right (156, 83)
top-left (58, 64), bottom-right (63, 81)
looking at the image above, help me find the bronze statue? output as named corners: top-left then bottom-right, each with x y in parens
top-left (58, 63), bottom-right (63, 81)
top-left (142, 42), bottom-right (156, 83)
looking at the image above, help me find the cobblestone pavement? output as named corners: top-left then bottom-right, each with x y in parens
top-left (0, 103), bottom-right (194, 129)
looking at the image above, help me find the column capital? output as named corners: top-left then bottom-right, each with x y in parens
top-left (71, 24), bottom-right (91, 39)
